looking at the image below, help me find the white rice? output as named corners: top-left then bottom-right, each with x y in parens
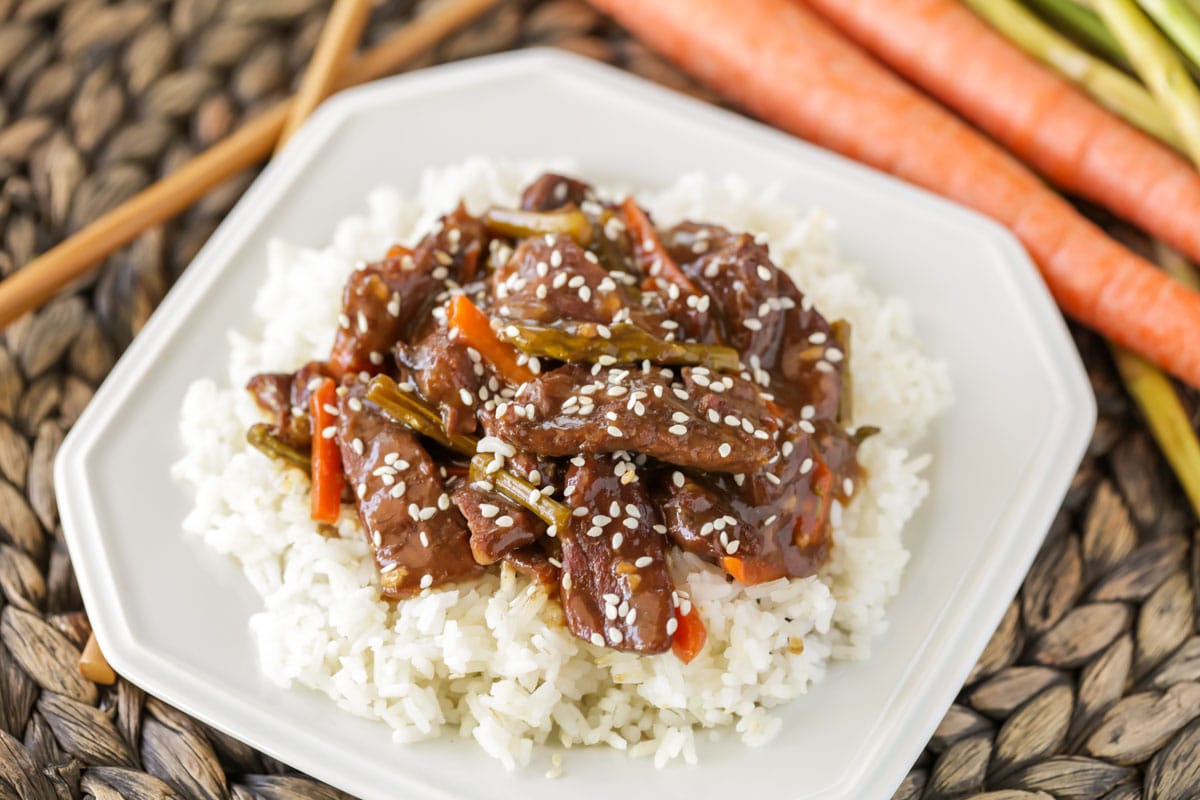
top-left (172, 159), bottom-right (950, 770)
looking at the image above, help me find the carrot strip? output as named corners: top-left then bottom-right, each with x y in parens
top-left (671, 605), bottom-right (707, 663)
top-left (588, 0), bottom-right (1200, 389)
top-left (446, 294), bottom-right (536, 384)
top-left (804, 0), bottom-right (1200, 270)
top-left (621, 197), bottom-right (700, 296)
top-left (309, 378), bottom-right (344, 524)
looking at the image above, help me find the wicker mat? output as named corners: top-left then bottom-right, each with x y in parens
top-left (0, 1), bottom-right (1198, 798)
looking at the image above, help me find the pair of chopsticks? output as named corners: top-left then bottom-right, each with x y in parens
top-left (0, 0), bottom-right (501, 332)
top-left (74, 0), bottom-right (501, 687)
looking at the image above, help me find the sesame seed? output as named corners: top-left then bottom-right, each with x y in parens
top-left (368, 351), bottom-right (384, 365)
top-left (356, 311), bottom-right (369, 334)
top-left (801, 405), bottom-right (815, 420)
top-left (337, 313), bottom-right (350, 329)
top-left (826, 348), bottom-right (844, 363)
top-left (666, 617), bottom-right (679, 636)
top-left (757, 265), bottom-right (772, 281)
top-left (352, 438), bottom-right (364, 455)
top-left (672, 471), bottom-right (685, 488)
top-left (607, 425), bottom-right (624, 437)
top-left (843, 478), bottom-right (854, 495)
top-left (744, 318), bottom-right (763, 331)
top-left (612, 533), bottom-right (624, 549)
top-left (799, 420), bottom-right (816, 434)
top-left (389, 482), bottom-right (406, 498)
top-left (672, 411), bottom-right (689, 423)
top-left (605, 604), bottom-right (617, 620)
top-left (782, 441), bottom-right (795, 457)
top-left (438, 493), bottom-right (451, 510)
top-left (724, 414), bottom-right (740, 427)
top-left (809, 331), bottom-right (827, 344)
top-left (609, 628), bottom-right (624, 645)
top-left (357, 483), bottom-right (367, 498)
top-left (765, 473), bottom-right (781, 485)
top-left (718, 443), bottom-right (732, 458)
top-left (420, 574), bottom-right (433, 588)
top-left (419, 506), bottom-right (437, 521)
top-left (635, 556), bottom-right (653, 568)
top-left (590, 632), bottom-right (604, 646)
top-left (321, 425), bottom-right (337, 439)
top-left (419, 531), bottom-right (429, 547)
top-left (726, 540), bottom-right (740, 555)
top-left (800, 457), bottom-right (814, 474)
top-left (380, 563), bottom-right (397, 574)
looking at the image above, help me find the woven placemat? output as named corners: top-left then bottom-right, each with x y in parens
top-left (1, 2), bottom-right (1198, 798)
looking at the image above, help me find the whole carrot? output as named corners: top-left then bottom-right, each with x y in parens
top-left (802, 0), bottom-right (1200, 269)
top-left (587, 0), bottom-right (1200, 388)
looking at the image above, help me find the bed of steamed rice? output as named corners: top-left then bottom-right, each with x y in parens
top-left (171, 159), bottom-right (951, 770)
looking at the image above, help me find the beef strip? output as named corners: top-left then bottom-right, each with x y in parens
top-left (246, 360), bottom-right (332, 449)
top-left (657, 421), bottom-right (857, 583)
top-left (337, 383), bottom-right (482, 598)
top-left (520, 173), bottom-right (593, 212)
top-left (395, 328), bottom-right (488, 437)
top-left (503, 545), bottom-right (560, 587)
top-left (329, 206), bottom-right (488, 376)
top-left (559, 455), bottom-right (674, 653)
top-left (665, 222), bottom-right (845, 419)
top-left (487, 364), bottom-right (778, 473)
top-left (491, 236), bottom-right (631, 325)
top-left (451, 484), bottom-right (544, 565)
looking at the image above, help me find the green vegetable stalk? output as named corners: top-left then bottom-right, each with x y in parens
top-left (1092, 0), bottom-right (1200, 165)
top-left (969, 0), bottom-right (1184, 149)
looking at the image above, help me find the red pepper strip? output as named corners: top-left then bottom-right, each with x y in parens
top-left (446, 294), bottom-right (537, 385)
top-left (620, 197), bottom-right (701, 297)
top-left (309, 378), bottom-right (344, 524)
top-left (671, 604), bottom-right (707, 663)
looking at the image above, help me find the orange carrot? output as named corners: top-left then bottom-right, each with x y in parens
top-left (671, 604), bottom-right (707, 663)
top-left (446, 294), bottom-right (536, 384)
top-left (805, 0), bottom-right (1200, 271)
top-left (587, 0), bottom-right (1200, 389)
top-left (309, 378), bottom-right (344, 524)
top-left (620, 197), bottom-right (699, 296)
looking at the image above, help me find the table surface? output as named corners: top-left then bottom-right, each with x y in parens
top-left (0, 1), bottom-right (1197, 798)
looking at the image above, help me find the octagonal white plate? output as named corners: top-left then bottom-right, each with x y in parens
top-left (56, 49), bottom-right (1094, 800)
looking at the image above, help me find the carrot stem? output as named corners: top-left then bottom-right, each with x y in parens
top-left (1025, 0), bottom-right (1133, 67)
top-left (446, 295), bottom-right (536, 385)
top-left (1136, 0), bottom-right (1200, 70)
top-left (1093, 0), bottom-right (1200, 165)
top-left (309, 378), bottom-right (344, 523)
top-left (968, 0), bottom-right (1184, 149)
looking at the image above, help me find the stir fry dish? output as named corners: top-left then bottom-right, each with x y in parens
top-left (244, 173), bottom-right (864, 661)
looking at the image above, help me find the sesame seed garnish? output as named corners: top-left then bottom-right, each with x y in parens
top-left (356, 311), bottom-right (369, 334)
top-left (669, 424), bottom-right (687, 436)
top-left (438, 493), bottom-right (450, 510)
top-left (419, 531), bottom-right (429, 548)
top-left (809, 331), bottom-right (827, 344)
top-left (321, 425), bottom-right (337, 439)
top-left (357, 483), bottom-right (367, 499)
top-left (843, 478), bottom-right (854, 495)
top-left (666, 617), bottom-right (679, 636)
top-left (765, 472), bottom-right (781, 485)
top-left (611, 533), bottom-right (624, 549)
top-left (607, 425), bottom-right (624, 437)
top-left (609, 628), bottom-right (624, 645)
top-left (352, 438), bottom-right (364, 455)
top-left (380, 563), bottom-right (397, 574)
top-left (420, 574), bottom-right (433, 588)
top-left (635, 556), bottom-right (653, 568)
top-left (590, 632), bottom-right (604, 646)
top-left (826, 348), bottom-right (844, 362)
top-left (718, 443), bottom-right (732, 458)
top-left (726, 540), bottom-right (740, 555)
top-left (756, 265), bottom-right (772, 281)
top-left (672, 471), bottom-right (685, 488)
top-left (744, 318), bottom-right (763, 331)
top-left (800, 457), bottom-right (814, 474)
top-left (337, 313), bottom-right (350, 329)
top-left (587, 526), bottom-right (603, 538)
top-left (799, 420), bottom-right (816, 434)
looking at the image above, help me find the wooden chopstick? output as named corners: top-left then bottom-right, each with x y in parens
top-left (276, 0), bottom-right (374, 152)
top-left (0, 0), bottom-right (501, 331)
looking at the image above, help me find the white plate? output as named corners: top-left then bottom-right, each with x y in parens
top-left (56, 50), bottom-right (1094, 800)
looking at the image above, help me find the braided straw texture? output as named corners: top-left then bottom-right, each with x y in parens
top-left (0, 1), bottom-right (1197, 798)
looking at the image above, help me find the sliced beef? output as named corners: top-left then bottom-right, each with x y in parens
top-left (487, 364), bottom-right (778, 474)
top-left (452, 483), bottom-right (544, 565)
top-left (503, 545), bottom-right (560, 587)
top-left (520, 173), bottom-right (593, 212)
top-left (395, 328), bottom-right (487, 437)
top-left (337, 384), bottom-right (481, 598)
top-left (668, 422), bottom-right (850, 584)
top-left (559, 455), bottom-right (674, 653)
top-left (665, 222), bottom-right (845, 419)
top-left (329, 206), bottom-right (488, 376)
top-left (246, 360), bottom-right (332, 449)
top-left (492, 236), bottom-right (629, 324)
